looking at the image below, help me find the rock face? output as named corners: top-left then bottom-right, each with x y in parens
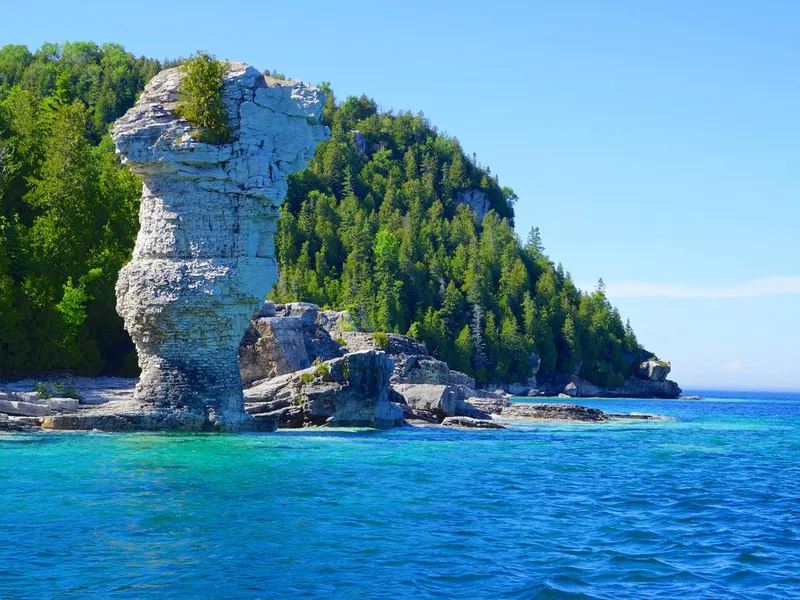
top-left (239, 302), bottom-right (343, 386)
top-left (111, 64), bottom-right (328, 430)
top-left (243, 350), bottom-right (404, 429)
top-left (638, 360), bottom-right (671, 382)
top-left (455, 189), bottom-right (491, 222)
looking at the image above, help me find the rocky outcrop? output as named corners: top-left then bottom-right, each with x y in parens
top-left (0, 391), bottom-right (79, 417)
top-left (638, 360), bottom-right (671, 382)
top-left (244, 350), bottom-right (403, 429)
top-left (239, 302), bottom-right (343, 386)
top-left (456, 189), bottom-right (490, 222)
top-left (607, 378), bottom-right (681, 399)
top-left (111, 64), bottom-right (327, 430)
top-left (500, 403), bottom-right (608, 422)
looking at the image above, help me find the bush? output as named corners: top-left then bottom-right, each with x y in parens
top-left (300, 373), bottom-right (314, 384)
top-left (175, 51), bottom-right (230, 144)
top-left (372, 332), bottom-right (389, 349)
top-left (315, 363), bottom-right (330, 376)
top-left (334, 337), bottom-right (347, 346)
top-left (34, 381), bottom-right (80, 400)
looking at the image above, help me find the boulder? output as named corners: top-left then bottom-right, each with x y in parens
top-left (244, 350), bottom-right (403, 429)
top-left (393, 384), bottom-right (459, 417)
top-left (239, 317), bottom-right (312, 385)
top-left (111, 62), bottom-right (328, 430)
top-left (638, 360), bottom-right (671, 382)
top-left (393, 355), bottom-right (475, 388)
top-left (239, 303), bottom-right (344, 386)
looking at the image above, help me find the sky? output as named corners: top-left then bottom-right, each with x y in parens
top-left (2, 0), bottom-right (798, 390)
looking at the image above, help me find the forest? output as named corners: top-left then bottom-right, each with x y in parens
top-left (0, 42), bottom-right (645, 387)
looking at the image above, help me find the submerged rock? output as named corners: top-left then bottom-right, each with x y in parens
top-left (440, 416), bottom-right (506, 429)
top-left (500, 403), bottom-right (608, 422)
top-left (111, 63), bottom-right (328, 430)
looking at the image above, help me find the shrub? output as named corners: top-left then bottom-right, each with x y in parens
top-left (175, 51), bottom-right (230, 144)
top-left (372, 332), bottom-right (389, 349)
top-left (315, 363), bottom-right (330, 376)
top-left (334, 337), bottom-right (347, 346)
top-left (300, 373), bottom-right (314, 384)
top-left (34, 381), bottom-right (80, 399)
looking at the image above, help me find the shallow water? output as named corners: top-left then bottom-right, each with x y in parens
top-left (2, 391), bottom-right (799, 599)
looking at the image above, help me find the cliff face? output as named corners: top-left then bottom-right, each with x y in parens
top-left (111, 64), bottom-right (328, 430)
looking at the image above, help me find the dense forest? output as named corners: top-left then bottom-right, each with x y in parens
top-left (0, 42), bottom-right (645, 387)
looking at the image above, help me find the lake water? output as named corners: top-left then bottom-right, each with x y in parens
top-left (2, 391), bottom-right (799, 599)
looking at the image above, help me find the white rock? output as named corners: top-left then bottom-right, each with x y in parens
top-left (111, 63), bottom-right (329, 429)
top-left (0, 399), bottom-right (52, 417)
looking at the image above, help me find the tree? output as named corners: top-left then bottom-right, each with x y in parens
top-left (175, 52), bottom-right (229, 143)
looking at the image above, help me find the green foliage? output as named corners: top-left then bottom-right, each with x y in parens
top-left (334, 336), bottom-right (346, 346)
top-left (271, 89), bottom-right (644, 386)
top-left (0, 42), bottom-right (157, 375)
top-left (300, 373), bottom-right (314, 384)
top-left (175, 52), bottom-right (229, 144)
top-left (0, 41), bottom-right (649, 388)
top-left (315, 362), bottom-right (330, 376)
top-left (34, 380), bottom-right (80, 399)
top-left (372, 331), bottom-right (389, 349)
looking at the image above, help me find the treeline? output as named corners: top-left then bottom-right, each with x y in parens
top-left (0, 43), bottom-right (646, 387)
top-left (0, 42), bottom-right (165, 374)
top-left (272, 92), bottom-right (643, 386)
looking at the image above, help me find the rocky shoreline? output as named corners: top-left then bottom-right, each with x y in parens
top-left (1, 302), bottom-right (671, 433)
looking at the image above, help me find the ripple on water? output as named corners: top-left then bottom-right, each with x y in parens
top-left (1, 396), bottom-right (800, 599)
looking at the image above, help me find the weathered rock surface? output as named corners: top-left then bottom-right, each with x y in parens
top-left (239, 302), bottom-right (344, 386)
top-left (608, 378), bottom-right (682, 399)
top-left (244, 350), bottom-right (403, 429)
top-left (638, 360), bottom-right (671, 382)
top-left (501, 403), bottom-right (608, 422)
top-left (441, 416), bottom-right (506, 429)
top-left (111, 63), bottom-right (328, 430)
top-left (455, 189), bottom-right (491, 222)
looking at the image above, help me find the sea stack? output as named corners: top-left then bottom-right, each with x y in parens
top-left (111, 63), bottom-right (329, 430)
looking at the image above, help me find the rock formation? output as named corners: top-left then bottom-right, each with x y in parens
top-left (455, 189), bottom-right (491, 222)
top-left (243, 350), bottom-right (404, 429)
top-left (111, 63), bottom-right (328, 430)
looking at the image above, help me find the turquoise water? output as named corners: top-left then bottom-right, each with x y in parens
top-left (2, 392), bottom-right (799, 599)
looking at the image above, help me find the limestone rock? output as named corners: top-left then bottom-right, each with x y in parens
top-left (394, 383), bottom-right (459, 417)
top-left (608, 378), bottom-right (682, 399)
top-left (244, 350), bottom-right (403, 429)
top-left (501, 403), bottom-right (608, 422)
top-left (111, 63), bottom-right (328, 429)
top-left (441, 416), bottom-right (506, 429)
top-left (0, 399), bottom-right (52, 417)
top-left (638, 360), bottom-right (671, 382)
top-left (238, 303), bottom-right (344, 386)
top-left (455, 189), bottom-right (490, 222)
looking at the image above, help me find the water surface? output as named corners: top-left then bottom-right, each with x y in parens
top-left (2, 391), bottom-right (799, 599)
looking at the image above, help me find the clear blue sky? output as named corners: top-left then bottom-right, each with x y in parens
top-left (3, 0), bottom-right (798, 390)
